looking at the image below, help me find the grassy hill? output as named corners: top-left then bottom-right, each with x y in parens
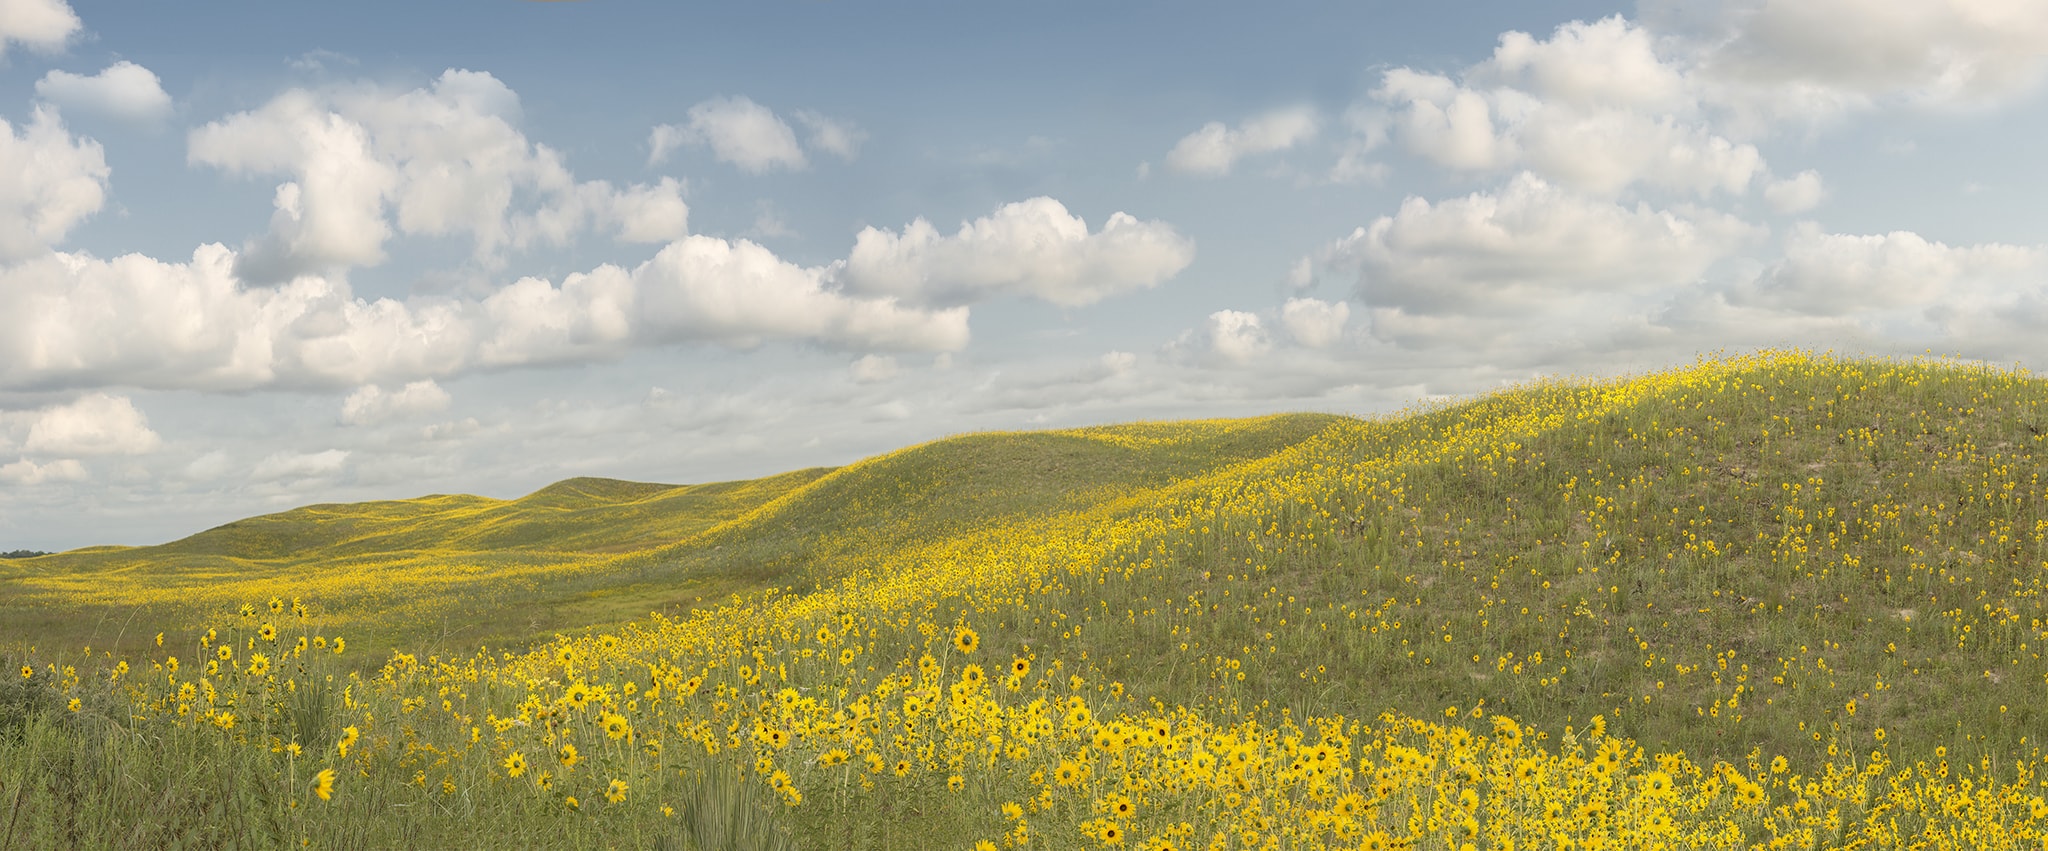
top-left (6, 351), bottom-right (2048, 849)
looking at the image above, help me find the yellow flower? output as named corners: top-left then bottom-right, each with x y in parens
top-left (559, 743), bottom-right (581, 768)
top-left (247, 654), bottom-right (270, 677)
top-left (954, 626), bottom-right (980, 654)
top-left (503, 752), bottom-right (527, 778)
top-left (313, 768), bottom-right (335, 801)
top-left (606, 779), bottom-right (629, 803)
top-left (18, 665), bottom-right (29, 680)
top-left (332, 637), bottom-right (345, 655)
top-left (565, 795), bottom-right (579, 810)
top-left (602, 712), bottom-right (631, 740)
top-left (258, 623), bottom-right (277, 642)
top-left (338, 725), bottom-right (360, 758)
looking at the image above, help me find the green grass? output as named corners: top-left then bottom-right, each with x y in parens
top-left (6, 353), bottom-right (2048, 848)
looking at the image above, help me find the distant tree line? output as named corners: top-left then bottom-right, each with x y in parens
top-left (1, 550), bottom-right (50, 559)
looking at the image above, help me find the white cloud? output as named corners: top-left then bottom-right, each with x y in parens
top-left (22, 393), bottom-right (161, 456)
top-left (251, 449), bottom-right (348, 482)
top-left (630, 236), bottom-right (967, 352)
top-left (35, 61), bottom-right (175, 122)
top-left (849, 354), bottom-right (899, 383)
top-left (189, 69), bottom-right (689, 280)
top-left (341, 379), bottom-right (452, 425)
top-left (1206, 310), bottom-right (1270, 363)
top-left (1688, 0), bottom-right (2048, 111)
top-left (0, 105), bottom-right (109, 261)
top-left (1280, 298), bottom-right (1351, 348)
top-left (1165, 106), bottom-right (1318, 176)
top-left (1373, 17), bottom-right (1765, 197)
top-left (0, 233), bottom-right (967, 393)
top-left (1733, 223), bottom-right (2042, 316)
top-left (792, 109), bottom-right (864, 160)
top-left (608, 176), bottom-right (690, 243)
top-left (648, 96), bottom-right (807, 173)
top-left (0, 0), bottom-right (79, 58)
top-left (1346, 172), bottom-right (1761, 316)
top-left (1100, 350), bottom-right (1137, 375)
top-left (1763, 170), bottom-right (1826, 213)
top-left (0, 457), bottom-right (85, 484)
top-left (840, 196), bottom-right (1195, 308)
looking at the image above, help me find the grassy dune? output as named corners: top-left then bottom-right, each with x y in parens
top-left (5, 351), bottom-right (2048, 849)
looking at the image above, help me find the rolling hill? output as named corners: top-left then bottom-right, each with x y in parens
top-left (6, 351), bottom-right (2047, 849)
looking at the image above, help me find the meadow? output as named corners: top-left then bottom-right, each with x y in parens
top-left (4, 350), bottom-right (2047, 849)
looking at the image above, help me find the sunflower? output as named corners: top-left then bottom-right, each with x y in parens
top-left (602, 712), bottom-right (631, 740)
top-left (313, 767), bottom-right (336, 801)
top-left (954, 626), bottom-right (980, 654)
top-left (246, 654), bottom-right (270, 677)
top-left (606, 779), bottom-right (629, 804)
top-left (503, 752), bottom-right (527, 778)
top-left (1011, 657), bottom-right (1030, 677)
top-left (338, 725), bottom-right (360, 758)
top-left (258, 623), bottom-right (277, 642)
top-left (559, 743), bottom-right (581, 768)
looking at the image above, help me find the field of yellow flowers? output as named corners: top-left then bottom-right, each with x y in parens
top-left (5, 350), bottom-right (2048, 849)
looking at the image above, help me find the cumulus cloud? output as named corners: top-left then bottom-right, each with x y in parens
top-left (1732, 223), bottom-right (2042, 316)
top-left (340, 379), bottom-right (451, 425)
top-left (1164, 106), bottom-right (1318, 176)
top-left (1763, 170), bottom-right (1826, 213)
top-left (1372, 17), bottom-right (1763, 197)
top-left (188, 69), bottom-right (690, 280)
top-left (792, 109), bottom-right (864, 160)
top-left (1680, 0), bottom-right (2048, 115)
top-left (20, 393), bottom-right (162, 456)
top-left (0, 0), bottom-right (80, 59)
top-left (1206, 310), bottom-right (1271, 363)
top-left (0, 232), bottom-right (967, 393)
top-left (1280, 298), bottom-right (1351, 348)
top-left (648, 96), bottom-right (807, 173)
top-left (1344, 172), bottom-right (1760, 316)
top-left (251, 449), bottom-right (348, 482)
top-left (839, 197), bottom-right (1195, 308)
top-left (35, 61), bottom-right (175, 122)
top-left (0, 105), bottom-right (109, 262)
top-left (0, 457), bottom-right (86, 485)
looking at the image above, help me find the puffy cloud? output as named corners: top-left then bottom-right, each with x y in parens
top-left (0, 233), bottom-right (966, 393)
top-left (34, 61), bottom-right (175, 122)
top-left (631, 236), bottom-right (967, 351)
top-left (1164, 106), bottom-right (1318, 176)
top-left (1732, 223), bottom-right (2042, 316)
top-left (1280, 298), bottom-right (1350, 348)
top-left (0, 457), bottom-right (85, 484)
top-left (0, 0), bottom-right (79, 58)
top-left (0, 105), bottom-right (109, 261)
top-left (792, 109), bottom-right (865, 160)
top-left (849, 354), bottom-right (898, 384)
top-left (189, 69), bottom-right (689, 280)
top-left (340, 379), bottom-right (451, 425)
top-left (1372, 17), bottom-right (1764, 197)
top-left (1347, 172), bottom-right (1761, 316)
top-left (21, 393), bottom-right (161, 456)
top-left (1763, 170), bottom-right (1826, 214)
top-left (251, 449), bottom-right (348, 482)
top-left (1687, 0), bottom-right (2048, 111)
top-left (648, 96), bottom-right (807, 173)
top-left (839, 197), bottom-right (1195, 308)
top-left (608, 176), bottom-right (690, 243)
top-left (1206, 310), bottom-right (1270, 363)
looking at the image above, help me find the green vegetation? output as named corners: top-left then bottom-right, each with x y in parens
top-left (5, 352), bottom-right (2048, 849)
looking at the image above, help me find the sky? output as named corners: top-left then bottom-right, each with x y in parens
top-left (2, 0), bottom-right (2046, 552)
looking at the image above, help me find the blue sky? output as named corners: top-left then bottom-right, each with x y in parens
top-left (2, 0), bottom-right (2046, 551)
